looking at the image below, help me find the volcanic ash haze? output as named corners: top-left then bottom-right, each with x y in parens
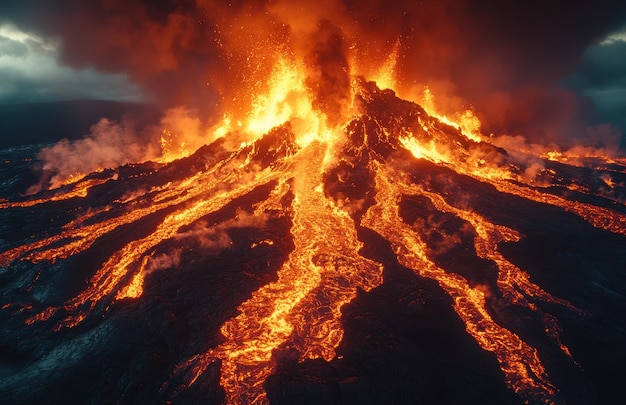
top-left (2, 0), bottom-right (625, 184)
top-left (1, 1), bottom-right (626, 405)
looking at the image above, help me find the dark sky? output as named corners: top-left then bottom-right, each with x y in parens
top-left (0, 21), bottom-right (142, 103)
top-left (1, 0), bottom-right (625, 148)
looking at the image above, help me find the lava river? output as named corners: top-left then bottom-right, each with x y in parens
top-left (1, 77), bottom-right (626, 405)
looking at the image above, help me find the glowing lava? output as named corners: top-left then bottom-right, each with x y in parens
top-left (179, 141), bottom-right (382, 403)
top-left (2, 50), bottom-right (626, 405)
top-left (361, 161), bottom-right (571, 401)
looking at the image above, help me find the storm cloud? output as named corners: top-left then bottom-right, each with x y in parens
top-left (565, 31), bottom-right (626, 139)
top-left (0, 23), bottom-right (142, 104)
top-left (0, 0), bottom-right (625, 146)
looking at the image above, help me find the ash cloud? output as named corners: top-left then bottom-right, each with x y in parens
top-left (347, 0), bottom-right (626, 146)
top-left (304, 20), bottom-right (351, 127)
top-left (1, 0), bottom-right (625, 154)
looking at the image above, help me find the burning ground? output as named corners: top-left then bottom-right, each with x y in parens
top-left (1, 76), bottom-right (626, 403)
top-left (1, 1), bottom-right (626, 404)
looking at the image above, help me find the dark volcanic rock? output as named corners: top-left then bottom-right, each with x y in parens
top-left (1, 80), bottom-right (626, 405)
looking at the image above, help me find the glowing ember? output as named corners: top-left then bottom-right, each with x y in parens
top-left (1, 30), bottom-right (626, 405)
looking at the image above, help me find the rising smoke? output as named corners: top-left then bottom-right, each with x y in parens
top-left (28, 118), bottom-right (157, 193)
top-left (175, 209), bottom-right (269, 253)
top-left (1, 0), bottom-right (625, 186)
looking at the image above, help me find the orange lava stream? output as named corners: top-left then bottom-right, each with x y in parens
top-left (406, 86), bottom-right (483, 143)
top-left (362, 161), bottom-right (560, 402)
top-left (0, 179), bottom-right (193, 267)
top-left (180, 141), bottom-right (382, 404)
top-left (400, 130), bottom-right (626, 237)
top-left (4, 52), bottom-right (624, 404)
top-left (540, 151), bottom-right (626, 167)
top-left (413, 185), bottom-right (577, 307)
top-left (36, 157), bottom-right (287, 330)
top-left (402, 179), bottom-right (581, 358)
top-left (0, 178), bottom-right (109, 209)
top-left (0, 153), bottom-right (242, 267)
top-left (115, 255), bottom-right (148, 300)
top-left (491, 180), bottom-right (626, 237)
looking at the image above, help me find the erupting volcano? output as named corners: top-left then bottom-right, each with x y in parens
top-left (2, 2), bottom-right (626, 404)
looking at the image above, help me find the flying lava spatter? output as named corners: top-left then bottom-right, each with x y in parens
top-left (1, 36), bottom-right (626, 405)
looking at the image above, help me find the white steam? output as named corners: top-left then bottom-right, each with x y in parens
top-left (30, 118), bottom-right (158, 193)
top-left (175, 209), bottom-right (269, 254)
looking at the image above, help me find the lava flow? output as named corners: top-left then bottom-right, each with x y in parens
top-left (2, 36), bottom-right (626, 405)
top-left (177, 140), bottom-right (383, 404)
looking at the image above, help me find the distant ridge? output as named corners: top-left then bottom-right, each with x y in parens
top-left (0, 100), bottom-right (161, 148)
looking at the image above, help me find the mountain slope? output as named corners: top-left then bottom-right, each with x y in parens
top-left (1, 79), bottom-right (626, 404)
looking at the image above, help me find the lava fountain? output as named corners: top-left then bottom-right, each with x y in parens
top-left (1, 11), bottom-right (626, 405)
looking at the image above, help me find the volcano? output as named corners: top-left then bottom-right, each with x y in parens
top-left (1, 75), bottom-right (626, 405)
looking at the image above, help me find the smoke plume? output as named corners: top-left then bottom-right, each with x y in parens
top-left (28, 118), bottom-right (157, 193)
top-left (1, 0), bottom-right (625, 163)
